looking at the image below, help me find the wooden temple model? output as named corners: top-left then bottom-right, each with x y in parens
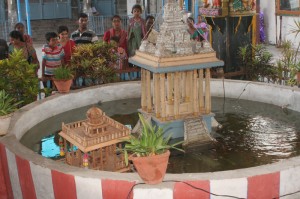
top-left (59, 107), bottom-right (131, 172)
top-left (130, 0), bottom-right (224, 144)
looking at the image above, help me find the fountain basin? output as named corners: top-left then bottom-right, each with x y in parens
top-left (1, 80), bottom-right (300, 199)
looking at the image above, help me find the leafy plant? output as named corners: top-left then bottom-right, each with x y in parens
top-left (53, 66), bottom-right (73, 80)
top-left (277, 40), bottom-right (299, 86)
top-left (0, 90), bottom-right (22, 116)
top-left (0, 49), bottom-right (39, 106)
top-left (122, 113), bottom-right (184, 165)
top-left (290, 20), bottom-right (300, 62)
top-left (71, 41), bottom-right (117, 85)
top-left (238, 44), bottom-right (276, 82)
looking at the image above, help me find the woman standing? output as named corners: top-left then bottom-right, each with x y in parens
top-left (187, 17), bottom-right (204, 42)
top-left (8, 30), bottom-right (39, 66)
top-left (57, 26), bottom-right (75, 65)
top-left (14, 22), bottom-right (33, 45)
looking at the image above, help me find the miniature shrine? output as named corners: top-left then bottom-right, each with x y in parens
top-left (199, 0), bottom-right (257, 75)
top-left (129, 0), bottom-right (223, 146)
top-left (58, 107), bottom-right (131, 172)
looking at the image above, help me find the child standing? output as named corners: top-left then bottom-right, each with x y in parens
top-left (103, 15), bottom-right (128, 54)
top-left (110, 36), bottom-right (127, 70)
top-left (127, 4), bottom-right (146, 57)
top-left (58, 25), bottom-right (75, 65)
top-left (42, 32), bottom-right (65, 88)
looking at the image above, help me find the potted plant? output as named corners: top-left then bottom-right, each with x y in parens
top-left (0, 90), bottom-right (22, 135)
top-left (122, 113), bottom-right (184, 185)
top-left (53, 66), bottom-right (73, 93)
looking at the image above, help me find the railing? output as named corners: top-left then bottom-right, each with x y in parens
top-left (0, 21), bottom-right (10, 41)
top-left (88, 15), bottom-right (130, 36)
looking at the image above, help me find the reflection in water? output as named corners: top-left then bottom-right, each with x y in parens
top-left (21, 97), bottom-right (300, 173)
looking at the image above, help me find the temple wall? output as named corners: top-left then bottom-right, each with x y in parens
top-left (1, 80), bottom-right (300, 198)
top-left (260, 1), bottom-right (300, 48)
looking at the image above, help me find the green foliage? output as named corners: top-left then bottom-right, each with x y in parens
top-left (290, 20), bottom-right (300, 38)
top-left (0, 49), bottom-right (39, 106)
top-left (238, 44), bottom-right (276, 81)
top-left (71, 41), bottom-right (117, 84)
top-left (53, 66), bottom-right (73, 80)
top-left (0, 90), bottom-right (22, 116)
top-left (122, 113), bottom-right (184, 166)
top-left (277, 40), bottom-right (300, 86)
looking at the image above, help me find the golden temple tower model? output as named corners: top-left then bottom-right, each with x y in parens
top-left (59, 107), bottom-right (131, 172)
top-left (130, 0), bottom-right (224, 146)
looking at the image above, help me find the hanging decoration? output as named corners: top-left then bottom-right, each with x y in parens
top-left (59, 137), bottom-right (65, 156)
top-left (259, 11), bottom-right (266, 43)
top-left (235, 17), bottom-right (242, 34)
top-left (83, 153), bottom-right (89, 168)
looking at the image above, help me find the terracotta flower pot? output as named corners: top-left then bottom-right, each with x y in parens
top-left (130, 150), bottom-right (170, 185)
top-left (0, 113), bottom-right (13, 135)
top-left (53, 79), bottom-right (73, 93)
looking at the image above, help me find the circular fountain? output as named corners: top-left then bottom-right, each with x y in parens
top-left (1, 80), bottom-right (300, 198)
top-left (1, 0), bottom-right (300, 198)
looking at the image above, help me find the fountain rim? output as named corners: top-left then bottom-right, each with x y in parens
top-left (1, 79), bottom-right (300, 182)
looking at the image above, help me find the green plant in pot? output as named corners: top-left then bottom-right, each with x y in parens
top-left (122, 113), bottom-right (184, 185)
top-left (53, 66), bottom-right (73, 93)
top-left (0, 90), bottom-right (22, 135)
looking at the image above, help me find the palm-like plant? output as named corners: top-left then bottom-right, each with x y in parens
top-left (0, 90), bottom-right (22, 116)
top-left (53, 66), bottom-right (73, 80)
top-left (290, 20), bottom-right (300, 67)
top-left (123, 113), bottom-right (184, 165)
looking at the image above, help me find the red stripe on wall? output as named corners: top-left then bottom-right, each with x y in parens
top-left (15, 155), bottom-right (37, 199)
top-left (102, 179), bottom-right (135, 199)
top-left (51, 170), bottom-right (77, 199)
top-left (173, 180), bottom-right (210, 199)
top-left (0, 143), bottom-right (13, 199)
top-left (248, 172), bottom-right (280, 199)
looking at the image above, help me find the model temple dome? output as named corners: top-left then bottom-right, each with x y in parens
top-left (86, 107), bottom-right (105, 125)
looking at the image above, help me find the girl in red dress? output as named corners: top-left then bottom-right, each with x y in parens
top-left (58, 25), bottom-right (75, 65)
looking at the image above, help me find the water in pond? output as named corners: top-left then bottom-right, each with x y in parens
top-left (21, 97), bottom-right (300, 173)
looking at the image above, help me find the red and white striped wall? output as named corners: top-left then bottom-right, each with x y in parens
top-left (1, 142), bottom-right (300, 199)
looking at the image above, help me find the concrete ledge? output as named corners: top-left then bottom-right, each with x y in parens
top-left (1, 80), bottom-right (300, 198)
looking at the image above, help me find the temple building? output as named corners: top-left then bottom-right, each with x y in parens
top-left (129, 0), bottom-right (223, 145)
top-left (59, 107), bottom-right (131, 172)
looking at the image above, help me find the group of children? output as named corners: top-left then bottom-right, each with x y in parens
top-left (103, 4), bottom-right (154, 70)
top-left (0, 4), bottom-right (209, 89)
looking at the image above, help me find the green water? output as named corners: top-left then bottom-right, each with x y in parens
top-left (21, 97), bottom-right (300, 173)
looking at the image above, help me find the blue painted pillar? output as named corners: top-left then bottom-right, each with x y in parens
top-left (16, 0), bottom-right (22, 22)
top-left (195, 0), bottom-right (199, 22)
top-left (184, 0), bottom-right (189, 11)
top-left (24, 0), bottom-right (32, 35)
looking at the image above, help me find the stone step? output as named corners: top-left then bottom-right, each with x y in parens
top-left (183, 117), bottom-right (215, 148)
top-left (30, 19), bottom-right (78, 43)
